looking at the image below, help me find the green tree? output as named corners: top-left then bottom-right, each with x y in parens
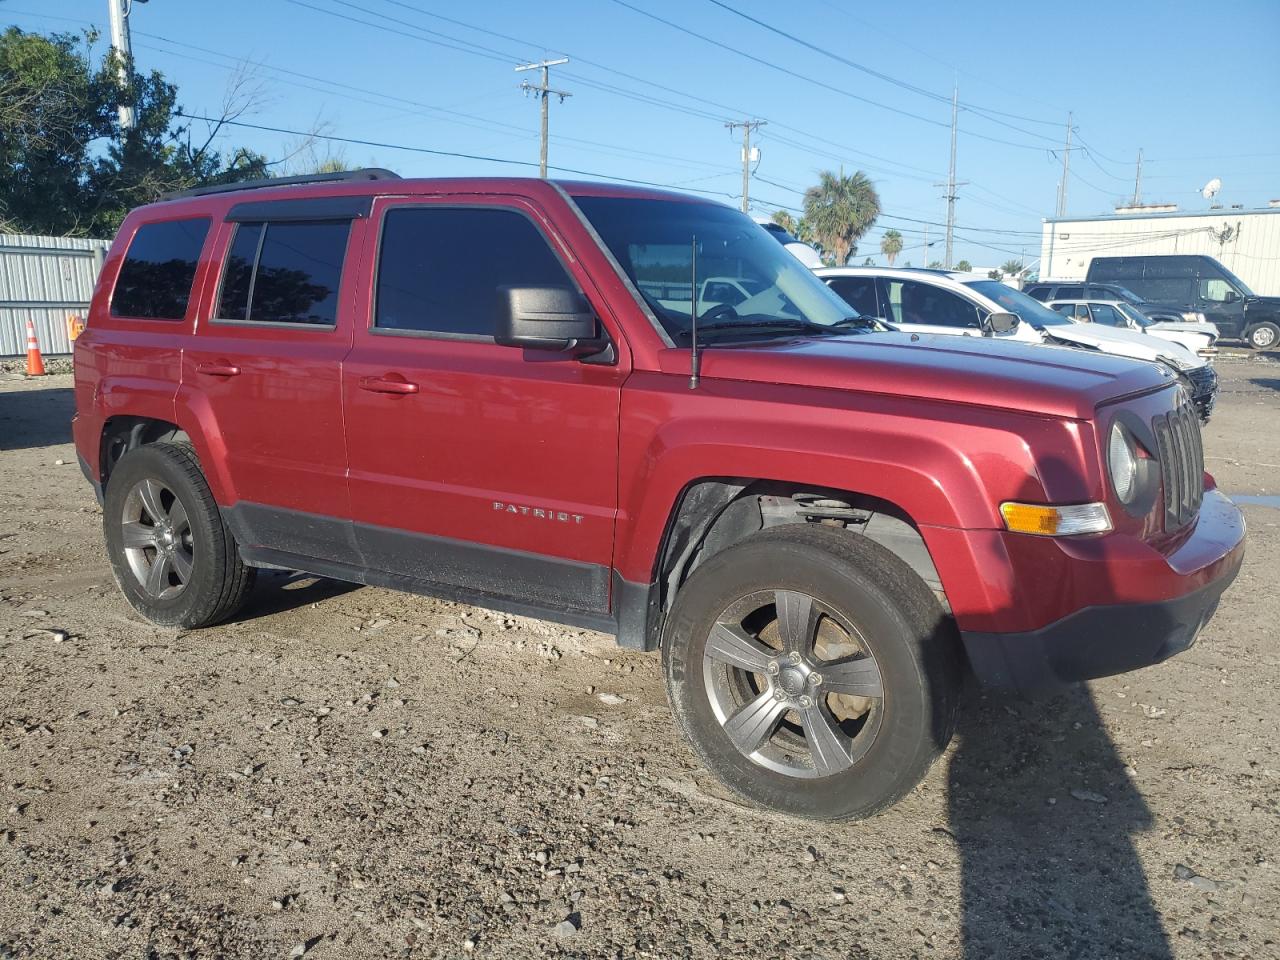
top-left (928, 260), bottom-right (943, 269)
top-left (1001, 259), bottom-right (1025, 278)
top-left (879, 228), bottom-right (903, 266)
top-left (862, 256), bottom-right (874, 266)
top-left (0, 27), bottom-right (267, 236)
top-left (770, 210), bottom-right (798, 234)
top-left (802, 170), bottom-right (880, 267)
top-left (988, 269), bottom-right (1003, 280)
top-left (955, 259), bottom-right (972, 272)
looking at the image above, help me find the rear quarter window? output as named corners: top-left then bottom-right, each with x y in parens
top-left (111, 218), bottom-right (212, 320)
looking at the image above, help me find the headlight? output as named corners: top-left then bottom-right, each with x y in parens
top-left (1108, 421), bottom-right (1139, 505)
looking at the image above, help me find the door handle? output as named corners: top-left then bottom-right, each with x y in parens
top-left (196, 362), bottom-right (241, 377)
top-left (359, 376), bottom-right (419, 395)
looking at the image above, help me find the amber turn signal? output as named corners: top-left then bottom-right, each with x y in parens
top-left (1000, 501), bottom-right (1112, 536)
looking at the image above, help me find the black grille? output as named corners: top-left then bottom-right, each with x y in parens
top-left (1185, 365), bottom-right (1219, 422)
top-left (1153, 401), bottom-right (1204, 530)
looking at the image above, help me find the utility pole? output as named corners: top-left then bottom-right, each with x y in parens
top-left (726, 119), bottom-right (766, 213)
top-left (106, 0), bottom-right (143, 130)
top-left (932, 86), bottom-right (967, 269)
top-left (922, 224), bottom-right (929, 266)
top-left (516, 58), bottom-right (571, 178)
top-left (1133, 148), bottom-right (1143, 206)
top-left (1056, 111), bottom-right (1074, 217)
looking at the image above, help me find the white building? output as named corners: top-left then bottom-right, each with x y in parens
top-left (1039, 204), bottom-right (1280, 295)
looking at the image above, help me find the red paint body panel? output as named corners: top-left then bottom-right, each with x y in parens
top-left (73, 176), bottom-right (1246, 645)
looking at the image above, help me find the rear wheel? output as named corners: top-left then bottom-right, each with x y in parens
top-left (662, 524), bottom-right (961, 820)
top-left (103, 442), bottom-right (254, 628)
top-left (1247, 322), bottom-right (1278, 350)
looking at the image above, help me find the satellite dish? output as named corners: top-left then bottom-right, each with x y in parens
top-left (1202, 178), bottom-right (1222, 200)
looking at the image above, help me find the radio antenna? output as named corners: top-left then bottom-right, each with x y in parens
top-left (689, 235), bottom-right (701, 389)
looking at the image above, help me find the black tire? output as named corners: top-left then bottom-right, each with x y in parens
top-left (662, 523), bottom-right (961, 820)
top-left (1246, 322), bottom-right (1279, 351)
top-left (102, 442), bottom-right (254, 628)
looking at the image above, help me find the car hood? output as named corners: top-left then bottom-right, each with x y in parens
top-left (1245, 295), bottom-right (1280, 315)
top-left (1038, 321), bottom-right (1200, 365)
top-left (1147, 320), bottom-right (1220, 340)
top-left (656, 332), bottom-right (1174, 420)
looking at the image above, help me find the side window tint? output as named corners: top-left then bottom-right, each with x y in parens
top-left (1052, 303), bottom-right (1074, 315)
top-left (111, 218), bottom-right (211, 320)
top-left (1057, 285), bottom-right (1084, 298)
top-left (1200, 278), bottom-right (1233, 303)
top-left (216, 223), bottom-right (262, 322)
top-left (251, 222), bottom-right (350, 324)
top-left (375, 207), bottom-right (575, 336)
top-left (1090, 304), bottom-right (1123, 326)
top-left (1025, 286), bottom-right (1050, 301)
top-left (899, 280), bottom-right (980, 328)
top-left (827, 277), bottom-right (878, 317)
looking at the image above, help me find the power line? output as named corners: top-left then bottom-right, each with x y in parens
top-left (703, 0), bottom-right (1061, 144)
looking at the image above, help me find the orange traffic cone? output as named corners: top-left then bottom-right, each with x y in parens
top-left (24, 318), bottom-right (46, 376)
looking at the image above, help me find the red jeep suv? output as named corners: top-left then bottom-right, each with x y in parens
top-left (73, 170), bottom-right (1245, 820)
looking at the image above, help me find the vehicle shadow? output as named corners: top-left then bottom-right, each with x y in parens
top-left (0, 385), bottom-right (75, 450)
top-left (948, 683), bottom-right (1173, 959)
top-left (232, 569), bottom-right (361, 622)
top-left (1247, 377), bottom-right (1280, 393)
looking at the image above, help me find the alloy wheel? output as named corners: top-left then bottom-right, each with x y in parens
top-left (120, 478), bottom-right (194, 600)
top-left (702, 589), bottom-right (884, 778)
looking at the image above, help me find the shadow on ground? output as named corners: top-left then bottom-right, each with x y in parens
top-left (949, 684), bottom-right (1172, 959)
top-left (231, 570), bottom-right (362, 622)
top-left (0, 386), bottom-right (75, 450)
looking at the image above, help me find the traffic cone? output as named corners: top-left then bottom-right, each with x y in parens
top-left (24, 318), bottom-right (46, 376)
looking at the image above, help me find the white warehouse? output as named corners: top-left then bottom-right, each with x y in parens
top-left (1039, 204), bottom-right (1280, 295)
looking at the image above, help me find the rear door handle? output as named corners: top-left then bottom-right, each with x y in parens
top-left (359, 376), bottom-right (419, 395)
top-left (196, 362), bottom-right (241, 377)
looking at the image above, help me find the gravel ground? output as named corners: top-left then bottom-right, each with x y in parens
top-left (1, 357), bottom-right (1277, 960)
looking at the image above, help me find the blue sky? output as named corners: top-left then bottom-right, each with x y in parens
top-left (7, 0), bottom-right (1280, 268)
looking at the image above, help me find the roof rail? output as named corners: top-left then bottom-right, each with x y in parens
top-left (162, 167), bottom-right (401, 201)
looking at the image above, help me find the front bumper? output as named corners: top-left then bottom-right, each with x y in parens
top-left (959, 490), bottom-right (1245, 696)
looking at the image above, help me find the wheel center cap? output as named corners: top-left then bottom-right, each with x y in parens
top-left (777, 666), bottom-right (806, 696)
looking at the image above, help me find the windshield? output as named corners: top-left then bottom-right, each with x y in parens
top-left (964, 280), bottom-right (1073, 328)
top-left (573, 195), bottom-right (861, 342)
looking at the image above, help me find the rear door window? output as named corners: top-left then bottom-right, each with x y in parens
top-left (111, 218), bottom-right (211, 320)
top-left (215, 220), bottom-right (351, 325)
top-left (1055, 285), bottom-right (1084, 299)
top-left (1089, 303), bottom-right (1124, 326)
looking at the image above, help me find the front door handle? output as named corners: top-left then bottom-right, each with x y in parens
top-left (359, 376), bottom-right (419, 395)
top-left (196, 362), bottom-right (241, 377)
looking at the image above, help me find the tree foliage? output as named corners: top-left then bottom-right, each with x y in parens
top-left (1001, 259), bottom-right (1025, 278)
top-left (802, 170), bottom-right (880, 267)
top-left (955, 259), bottom-right (972, 272)
top-left (879, 228), bottom-right (903, 266)
top-left (0, 27), bottom-right (268, 236)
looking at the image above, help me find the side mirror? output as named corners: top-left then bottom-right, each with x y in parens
top-left (1223, 289), bottom-right (1240, 304)
top-left (987, 311), bottom-right (1019, 335)
top-left (496, 285), bottom-right (597, 351)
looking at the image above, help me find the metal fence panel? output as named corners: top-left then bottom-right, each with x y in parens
top-left (0, 233), bottom-right (110, 357)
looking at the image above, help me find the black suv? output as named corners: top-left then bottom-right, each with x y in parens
top-left (1024, 282), bottom-right (1187, 324)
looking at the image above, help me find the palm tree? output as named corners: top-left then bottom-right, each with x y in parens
top-left (1001, 259), bottom-right (1025, 278)
top-left (928, 260), bottom-right (944, 269)
top-left (803, 170), bottom-right (880, 267)
top-left (880, 229), bottom-right (903, 266)
top-left (771, 210), bottom-right (798, 234)
top-left (955, 259), bottom-right (972, 272)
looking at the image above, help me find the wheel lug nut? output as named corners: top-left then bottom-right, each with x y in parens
top-left (765, 661), bottom-right (780, 676)
top-left (809, 672), bottom-right (823, 686)
top-left (788, 651), bottom-right (802, 664)
top-left (798, 695), bottom-right (814, 709)
top-left (773, 690), bottom-right (786, 702)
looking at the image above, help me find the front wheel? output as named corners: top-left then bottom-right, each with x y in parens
top-left (1247, 322), bottom-right (1279, 350)
top-left (102, 442), bottom-right (254, 628)
top-left (662, 524), bottom-right (961, 820)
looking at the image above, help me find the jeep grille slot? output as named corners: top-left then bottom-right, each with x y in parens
top-left (1153, 401), bottom-right (1204, 530)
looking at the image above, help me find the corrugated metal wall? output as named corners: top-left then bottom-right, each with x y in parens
top-left (1039, 209), bottom-right (1280, 294)
top-left (0, 233), bottom-right (110, 357)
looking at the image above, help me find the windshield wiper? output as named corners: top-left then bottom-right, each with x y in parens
top-left (830, 315), bottom-right (882, 330)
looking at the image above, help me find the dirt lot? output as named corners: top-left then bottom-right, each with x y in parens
top-left (1, 358), bottom-right (1277, 960)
